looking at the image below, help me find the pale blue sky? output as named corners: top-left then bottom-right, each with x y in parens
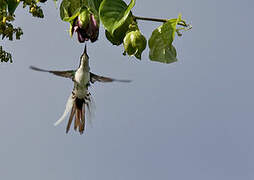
top-left (1, 0), bottom-right (254, 179)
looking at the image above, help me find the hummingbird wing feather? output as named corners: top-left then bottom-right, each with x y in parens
top-left (90, 72), bottom-right (131, 83)
top-left (30, 66), bottom-right (75, 79)
top-left (54, 94), bottom-right (75, 126)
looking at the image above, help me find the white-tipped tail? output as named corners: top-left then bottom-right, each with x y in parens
top-left (54, 94), bottom-right (75, 126)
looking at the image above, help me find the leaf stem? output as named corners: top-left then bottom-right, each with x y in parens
top-left (133, 16), bottom-right (168, 23)
top-left (133, 15), bottom-right (191, 28)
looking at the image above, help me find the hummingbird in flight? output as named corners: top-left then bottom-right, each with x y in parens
top-left (30, 45), bottom-right (130, 134)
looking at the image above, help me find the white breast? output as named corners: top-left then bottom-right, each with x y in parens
top-left (74, 69), bottom-right (90, 98)
top-left (75, 69), bottom-right (89, 83)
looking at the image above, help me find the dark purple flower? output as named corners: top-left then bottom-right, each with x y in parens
top-left (72, 13), bottom-right (99, 43)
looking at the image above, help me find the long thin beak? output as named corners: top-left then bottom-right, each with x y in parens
top-left (83, 44), bottom-right (87, 55)
top-left (80, 44), bottom-right (89, 64)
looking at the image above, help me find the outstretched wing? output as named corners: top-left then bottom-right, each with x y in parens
top-left (30, 66), bottom-right (75, 79)
top-left (90, 72), bottom-right (131, 83)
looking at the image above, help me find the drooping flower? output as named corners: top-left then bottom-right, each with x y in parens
top-left (71, 10), bottom-right (99, 43)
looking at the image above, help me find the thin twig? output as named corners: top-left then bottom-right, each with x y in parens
top-left (133, 16), bottom-right (168, 23)
top-left (133, 15), bottom-right (191, 28)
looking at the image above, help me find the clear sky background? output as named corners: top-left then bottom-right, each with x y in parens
top-left (1, 0), bottom-right (254, 179)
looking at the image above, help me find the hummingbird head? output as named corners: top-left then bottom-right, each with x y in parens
top-left (79, 44), bottom-right (90, 70)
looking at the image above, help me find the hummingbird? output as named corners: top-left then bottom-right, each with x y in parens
top-left (30, 45), bottom-right (130, 134)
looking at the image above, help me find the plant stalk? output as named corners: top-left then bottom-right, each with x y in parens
top-left (133, 15), bottom-right (191, 28)
top-left (133, 16), bottom-right (168, 23)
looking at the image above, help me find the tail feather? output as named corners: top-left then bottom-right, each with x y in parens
top-left (55, 92), bottom-right (95, 134)
top-left (54, 94), bottom-right (75, 126)
top-left (66, 106), bottom-right (75, 133)
top-left (74, 108), bottom-right (80, 131)
top-left (79, 104), bottom-right (85, 134)
top-left (73, 98), bottom-right (85, 134)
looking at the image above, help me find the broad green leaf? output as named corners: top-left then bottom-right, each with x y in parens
top-left (60, 0), bottom-right (81, 22)
top-left (82, 0), bottom-right (102, 14)
top-left (99, 0), bottom-right (135, 35)
top-left (148, 14), bottom-right (181, 64)
top-left (105, 15), bottom-right (133, 46)
top-left (7, 0), bottom-right (19, 15)
top-left (105, 30), bottom-right (123, 45)
top-left (149, 44), bottom-right (177, 63)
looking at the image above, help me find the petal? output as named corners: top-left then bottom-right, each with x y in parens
top-left (77, 30), bottom-right (86, 43)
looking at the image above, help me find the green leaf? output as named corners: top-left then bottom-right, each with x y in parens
top-left (149, 44), bottom-right (177, 63)
top-left (0, 0), bottom-right (8, 11)
top-left (82, 0), bottom-right (102, 14)
top-left (0, 46), bottom-right (13, 63)
top-left (99, 0), bottom-right (135, 35)
top-left (69, 21), bottom-right (74, 37)
top-left (7, 0), bottom-right (19, 15)
top-left (148, 14), bottom-right (181, 64)
top-left (105, 30), bottom-right (123, 45)
top-left (104, 15), bottom-right (133, 46)
top-left (60, 0), bottom-right (82, 22)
